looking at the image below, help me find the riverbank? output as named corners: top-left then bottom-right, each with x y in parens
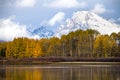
top-left (59, 62), bottom-right (120, 65)
top-left (0, 57), bottom-right (120, 65)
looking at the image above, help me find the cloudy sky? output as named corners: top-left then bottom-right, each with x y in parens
top-left (0, 0), bottom-right (120, 41)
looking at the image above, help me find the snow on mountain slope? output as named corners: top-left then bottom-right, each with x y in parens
top-left (55, 11), bottom-right (120, 37)
top-left (32, 26), bottom-right (54, 38)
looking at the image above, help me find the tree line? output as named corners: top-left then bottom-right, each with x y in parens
top-left (0, 29), bottom-right (120, 58)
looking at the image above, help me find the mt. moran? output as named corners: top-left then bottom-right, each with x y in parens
top-left (55, 11), bottom-right (120, 37)
top-left (28, 11), bottom-right (120, 39)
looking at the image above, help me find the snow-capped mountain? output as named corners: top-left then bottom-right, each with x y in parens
top-left (55, 11), bottom-right (120, 37)
top-left (32, 26), bottom-right (54, 38)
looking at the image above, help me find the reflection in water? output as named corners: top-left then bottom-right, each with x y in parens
top-left (0, 69), bottom-right (6, 80)
top-left (0, 65), bottom-right (120, 80)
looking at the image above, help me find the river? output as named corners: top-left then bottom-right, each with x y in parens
top-left (0, 62), bottom-right (120, 80)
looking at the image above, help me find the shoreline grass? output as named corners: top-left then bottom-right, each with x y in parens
top-left (0, 57), bottom-right (120, 65)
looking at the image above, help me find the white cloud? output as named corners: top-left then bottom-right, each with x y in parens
top-left (43, 0), bottom-right (86, 9)
top-left (15, 0), bottom-right (36, 8)
top-left (0, 17), bottom-right (39, 41)
top-left (92, 4), bottom-right (106, 14)
top-left (48, 12), bottom-right (65, 26)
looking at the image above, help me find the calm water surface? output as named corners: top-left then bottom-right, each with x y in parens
top-left (0, 63), bottom-right (120, 80)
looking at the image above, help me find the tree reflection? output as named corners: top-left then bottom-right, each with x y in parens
top-left (0, 68), bottom-right (6, 80)
top-left (0, 65), bottom-right (120, 80)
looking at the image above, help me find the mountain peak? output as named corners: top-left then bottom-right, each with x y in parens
top-left (72, 11), bottom-right (104, 25)
top-left (32, 26), bottom-right (54, 38)
top-left (72, 11), bottom-right (94, 17)
top-left (55, 11), bottom-right (120, 37)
